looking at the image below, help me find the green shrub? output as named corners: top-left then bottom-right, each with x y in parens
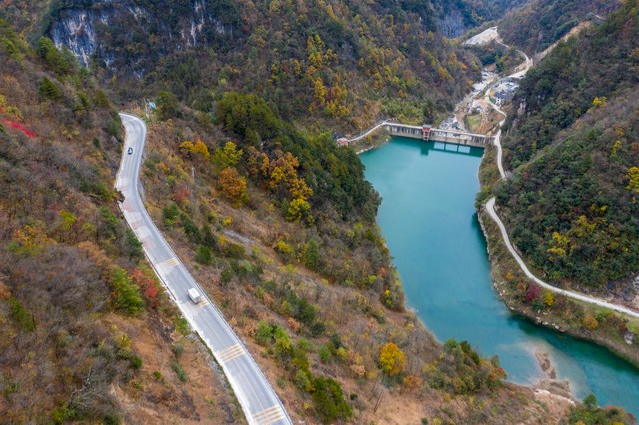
top-left (129, 356), bottom-right (142, 369)
top-left (172, 344), bottom-right (184, 358)
top-left (99, 206), bottom-right (119, 237)
top-left (256, 321), bottom-right (275, 345)
top-left (176, 317), bottom-right (190, 335)
top-left (294, 369), bottom-right (312, 392)
top-left (311, 377), bottom-right (352, 424)
top-left (171, 362), bottom-right (188, 382)
top-left (36, 36), bottom-right (70, 75)
top-left (156, 90), bottom-right (179, 120)
top-left (319, 345), bottom-right (330, 362)
top-left (221, 268), bottom-right (234, 285)
top-left (93, 89), bottom-right (110, 108)
top-left (8, 297), bottom-right (35, 332)
top-left (105, 119), bottom-right (121, 139)
top-left (103, 413), bottom-right (121, 425)
top-left (222, 242), bottom-right (245, 259)
top-left (124, 228), bottom-right (143, 259)
top-left (111, 267), bottom-right (144, 315)
top-left (195, 246), bottom-right (212, 265)
top-left (51, 405), bottom-right (77, 424)
top-left (0, 20), bottom-right (24, 60)
top-left (296, 338), bottom-right (311, 352)
top-left (162, 202), bottom-right (180, 226)
top-left (38, 77), bottom-right (62, 102)
top-left (1, 38), bottom-right (21, 60)
top-left (180, 213), bottom-right (201, 243)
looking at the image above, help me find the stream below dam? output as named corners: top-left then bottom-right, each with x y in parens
top-left (360, 136), bottom-right (639, 416)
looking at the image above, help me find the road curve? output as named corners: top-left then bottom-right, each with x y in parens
top-left (346, 120), bottom-right (389, 143)
top-left (485, 197), bottom-right (639, 319)
top-left (115, 113), bottom-right (292, 425)
top-left (484, 93), bottom-right (507, 179)
top-left (482, 31), bottom-right (639, 319)
top-left (483, 31), bottom-right (533, 180)
top-left (491, 124), bottom-right (507, 180)
top-left (483, 70), bottom-right (508, 180)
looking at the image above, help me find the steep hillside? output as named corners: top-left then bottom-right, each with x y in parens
top-left (496, 1), bottom-right (639, 288)
top-left (0, 14), bottom-right (587, 425)
top-left (498, 0), bottom-right (620, 54)
top-left (2, 0), bottom-right (636, 422)
top-left (0, 0), bottom-right (520, 129)
top-left (123, 92), bottom-right (586, 424)
top-left (0, 20), bottom-right (240, 423)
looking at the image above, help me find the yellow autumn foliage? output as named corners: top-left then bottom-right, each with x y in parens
top-left (379, 342), bottom-right (406, 377)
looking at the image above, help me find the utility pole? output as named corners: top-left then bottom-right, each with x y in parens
top-left (191, 166), bottom-right (195, 207)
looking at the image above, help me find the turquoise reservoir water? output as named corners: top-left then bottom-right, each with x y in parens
top-left (360, 137), bottom-right (639, 415)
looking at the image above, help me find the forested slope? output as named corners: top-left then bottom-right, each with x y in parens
top-left (498, 0), bottom-right (620, 54)
top-left (0, 0), bottom-right (519, 128)
top-left (1, 0), bottom-right (636, 422)
top-left (496, 1), bottom-right (639, 287)
top-left (0, 20), bottom-right (240, 423)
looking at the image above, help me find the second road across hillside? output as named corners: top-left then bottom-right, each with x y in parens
top-left (486, 197), bottom-right (639, 320)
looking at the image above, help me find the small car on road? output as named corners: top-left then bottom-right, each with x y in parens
top-left (127, 147), bottom-right (133, 155)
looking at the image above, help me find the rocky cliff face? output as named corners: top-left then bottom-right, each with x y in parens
top-left (437, 9), bottom-right (466, 38)
top-left (51, 9), bottom-right (103, 67)
top-left (49, 0), bottom-right (232, 73)
top-left (48, 0), bottom-right (497, 73)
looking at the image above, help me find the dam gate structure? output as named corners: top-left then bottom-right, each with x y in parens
top-left (384, 123), bottom-right (492, 148)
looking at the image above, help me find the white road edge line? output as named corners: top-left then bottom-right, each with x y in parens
top-left (115, 113), bottom-right (292, 425)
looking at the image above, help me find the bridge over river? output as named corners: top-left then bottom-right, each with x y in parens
top-left (339, 122), bottom-right (493, 148)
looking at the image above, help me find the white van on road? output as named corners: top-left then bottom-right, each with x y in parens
top-left (188, 288), bottom-right (203, 304)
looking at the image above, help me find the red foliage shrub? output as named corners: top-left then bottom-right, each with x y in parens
top-left (525, 283), bottom-right (541, 303)
top-left (130, 268), bottom-right (159, 309)
top-left (0, 108), bottom-right (37, 138)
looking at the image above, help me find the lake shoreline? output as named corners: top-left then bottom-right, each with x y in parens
top-left (362, 136), bottom-right (639, 414)
top-left (478, 203), bottom-right (639, 374)
top-left (475, 140), bottom-right (639, 373)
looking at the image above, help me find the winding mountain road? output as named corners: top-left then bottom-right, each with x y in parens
top-left (115, 113), bottom-right (292, 425)
top-left (481, 30), bottom-right (639, 320)
top-left (486, 198), bottom-right (639, 319)
top-left (483, 35), bottom-right (532, 180)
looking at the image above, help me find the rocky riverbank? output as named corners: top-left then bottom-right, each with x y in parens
top-left (476, 200), bottom-right (639, 370)
top-left (465, 28), bottom-right (639, 372)
top-left (531, 351), bottom-right (575, 418)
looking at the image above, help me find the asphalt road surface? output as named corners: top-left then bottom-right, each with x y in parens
top-left (116, 113), bottom-right (292, 425)
top-left (486, 197), bottom-right (639, 320)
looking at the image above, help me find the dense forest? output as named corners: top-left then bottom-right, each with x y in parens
top-left (496, 0), bottom-right (639, 286)
top-left (135, 83), bottom-right (549, 423)
top-left (0, 0), bottom-right (514, 128)
top-left (498, 0), bottom-right (620, 54)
